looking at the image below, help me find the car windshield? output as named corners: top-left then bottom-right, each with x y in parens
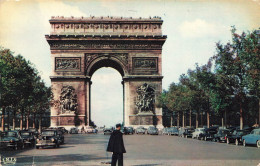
top-left (42, 131), bottom-right (55, 136)
top-left (21, 132), bottom-right (31, 136)
top-left (3, 132), bottom-right (17, 137)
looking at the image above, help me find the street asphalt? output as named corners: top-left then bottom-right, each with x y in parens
top-left (0, 132), bottom-right (260, 166)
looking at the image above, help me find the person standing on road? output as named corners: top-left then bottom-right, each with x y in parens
top-left (107, 124), bottom-right (126, 166)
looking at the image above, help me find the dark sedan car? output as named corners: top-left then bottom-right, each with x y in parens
top-left (104, 127), bottom-right (113, 135)
top-left (212, 129), bottom-right (230, 142)
top-left (226, 129), bottom-right (251, 145)
top-left (20, 130), bottom-right (36, 147)
top-left (124, 127), bottom-right (134, 135)
top-left (200, 127), bottom-right (218, 141)
top-left (183, 128), bottom-right (195, 138)
top-left (36, 129), bottom-right (61, 149)
top-left (0, 130), bottom-right (24, 150)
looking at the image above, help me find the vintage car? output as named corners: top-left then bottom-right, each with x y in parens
top-left (58, 127), bottom-right (68, 134)
top-left (242, 129), bottom-right (260, 148)
top-left (226, 129), bottom-right (250, 145)
top-left (36, 129), bottom-right (61, 149)
top-left (124, 127), bottom-right (134, 135)
top-left (178, 127), bottom-right (186, 137)
top-left (69, 127), bottom-right (79, 134)
top-left (147, 126), bottom-right (159, 135)
top-left (192, 128), bottom-right (205, 139)
top-left (200, 126), bottom-right (218, 141)
top-left (162, 128), bottom-right (170, 135)
top-left (135, 126), bottom-right (146, 134)
top-left (85, 126), bottom-right (96, 133)
top-left (20, 130), bottom-right (36, 147)
top-left (212, 129), bottom-right (230, 142)
top-left (183, 128), bottom-right (195, 138)
top-left (28, 128), bottom-right (39, 137)
top-left (0, 130), bottom-right (24, 150)
top-left (104, 127), bottom-right (113, 135)
top-left (167, 127), bottom-right (179, 136)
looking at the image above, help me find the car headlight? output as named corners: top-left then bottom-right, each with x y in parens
top-left (51, 138), bottom-right (55, 142)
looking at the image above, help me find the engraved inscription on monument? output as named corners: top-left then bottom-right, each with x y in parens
top-left (59, 86), bottom-right (78, 114)
top-left (133, 57), bottom-right (158, 72)
top-left (55, 57), bottom-right (81, 71)
top-left (135, 83), bottom-right (155, 114)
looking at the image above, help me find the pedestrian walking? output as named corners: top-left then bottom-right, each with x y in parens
top-left (107, 124), bottom-right (126, 166)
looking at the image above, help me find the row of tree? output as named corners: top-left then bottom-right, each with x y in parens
top-left (0, 47), bottom-right (52, 131)
top-left (158, 27), bottom-right (260, 130)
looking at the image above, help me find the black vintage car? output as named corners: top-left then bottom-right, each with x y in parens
top-left (36, 129), bottom-right (62, 149)
top-left (226, 129), bottom-right (251, 145)
top-left (20, 130), bottom-right (36, 147)
top-left (28, 128), bottom-right (39, 137)
top-left (104, 127), bottom-right (113, 135)
top-left (124, 127), bottom-right (134, 135)
top-left (0, 130), bottom-right (24, 150)
top-left (183, 128), bottom-right (195, 138)
top-left (212, 129), bottom-right (230, 142)
top-left (200, 127), bottom-right (218, 141)
top-left (58, 127), bottom-right (68, 134)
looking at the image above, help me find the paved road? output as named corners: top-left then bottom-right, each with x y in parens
top-left (1, 133), bottom-right (260, 166)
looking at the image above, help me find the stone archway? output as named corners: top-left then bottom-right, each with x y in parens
top-left (46, 16), bottom-right (167, 129)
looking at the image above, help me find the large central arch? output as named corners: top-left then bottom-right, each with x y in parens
top-left (46, 16), bottom-right (167, 129)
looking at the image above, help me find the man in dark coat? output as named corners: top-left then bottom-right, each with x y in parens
top-left (107, 124), bottom-right (126, 166)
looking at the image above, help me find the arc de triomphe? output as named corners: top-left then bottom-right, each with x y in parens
top-left (45, 16), bottom-right (167, 129)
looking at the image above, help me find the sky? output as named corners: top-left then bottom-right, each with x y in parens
top-left (0, 0), bottom-right (259, 127)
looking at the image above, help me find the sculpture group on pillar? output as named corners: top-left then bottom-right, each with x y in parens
top-left (59, 86), bottom-right (78, 114)
top-left (135, 83), bottom-right (155, 114)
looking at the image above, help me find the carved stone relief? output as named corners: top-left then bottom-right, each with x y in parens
top-left (50, 42), bottom-right (162, 50)
top-left (55, 58), bottom-right (80, 71)
top-left (133, 58), bottom-right (157, 69)
top-left (85, 53), bottom-right (128, 68)
top-left (135, 83), bottom-right (155, 114)
top-left (59, 86), bottom-right (78, 114)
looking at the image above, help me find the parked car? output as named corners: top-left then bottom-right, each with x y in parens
top-left (124, 127), bottom-right (134, 135)
top-left (242, 129), bottom-right (260, 148)
top-left (192, 128), bottom-right (205, 139)
top-left (168, 127), bottom-right (179, 136)
top-left (36, 129), bottom-right (61, 149)
top-left (28, 128), bottom-right (39, 137)
top-left (200, 127), bottom-right (218, 141)
top-left (136, 126), bottom-right (146, 134)
top-left (212, 129), bottom-right (230, 142)
top-left (58, 127), bottom-right (68, 134)
top-left (147, 126), bottom-right (159, 135)
top-left (183, 128), bottom-right (195, 138)
top-left (104, 127), bottom-right (113, 135)
top-left (162, 128), bottom-right (170, 135)
top-left (20, 130), bottom-right (36, 147)
top-left (85, 126), bottom-right (95, 133)
top-left (0, 130), bottom-right (24, 150)
top-left (178, 127), bottom-right (186, 137)
top-left (226, 129), bottom-right (250, 145)
top-left (69, 127), bottom-right (79, 134)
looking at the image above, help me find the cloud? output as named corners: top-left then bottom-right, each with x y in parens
top-left (178, 19), bottom-right (229, 38)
